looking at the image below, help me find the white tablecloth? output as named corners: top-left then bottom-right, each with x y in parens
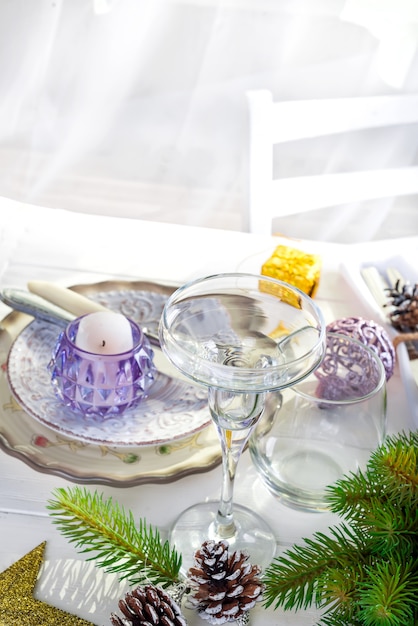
top-left (0, 197), bottom-right (415, 625)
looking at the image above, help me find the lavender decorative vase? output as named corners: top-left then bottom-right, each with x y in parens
top-left (48, 316), bottom-right (155, 418)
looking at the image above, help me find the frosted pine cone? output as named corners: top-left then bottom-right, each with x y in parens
top-left (110, 584), bottom-right (187, 626)
top-left (187, 540), bottom-right (263, 624)
top-left (386, 281), bottom-right (418, 332)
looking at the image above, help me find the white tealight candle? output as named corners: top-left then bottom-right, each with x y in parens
top-left (75, 312), bottom-right (134, 355)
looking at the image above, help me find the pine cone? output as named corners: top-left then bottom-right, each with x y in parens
top-left (187, 540), bottom-right (263, 624)
top-left (386, 281), bottom-right (418, 332)
top-left (110, 584), bottom-right (187, 626)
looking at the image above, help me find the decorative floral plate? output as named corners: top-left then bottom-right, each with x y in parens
top-left (0, 280), bottom-right (221, 485)
top-left (7, 320), bottom-right (210, 447)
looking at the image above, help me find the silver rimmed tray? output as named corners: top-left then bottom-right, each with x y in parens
top-left (0, 280), bottom-right (221, 486)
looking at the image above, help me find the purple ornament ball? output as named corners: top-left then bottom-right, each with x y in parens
top-left (326, 316), bottom-right (395, 380)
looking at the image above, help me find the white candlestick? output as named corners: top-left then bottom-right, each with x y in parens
top-left (75, 312), bottom-right (134, 355)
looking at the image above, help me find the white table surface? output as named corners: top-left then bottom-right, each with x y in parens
top-left (0, 196), bottom-right (416, 626)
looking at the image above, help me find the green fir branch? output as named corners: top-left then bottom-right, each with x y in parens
top-left (327, 432), bottom-right (418, 521)
top-left (263, 431), bottom-right (418, 626)
top-left (373, 432), bottom-right (418, 488)
top-left (263, 523), bottom-right (368, 611)
top-left (47, 486), bottom-right (182, 588)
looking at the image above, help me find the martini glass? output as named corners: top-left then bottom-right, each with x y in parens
top-left (159, 273), bottom-right (325, 570)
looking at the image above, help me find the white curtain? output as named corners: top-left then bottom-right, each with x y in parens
top-left (0, 0), bottom-right (417, 241)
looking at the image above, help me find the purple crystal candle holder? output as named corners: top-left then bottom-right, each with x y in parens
top-left (48, 315), bottom-right (156, 418)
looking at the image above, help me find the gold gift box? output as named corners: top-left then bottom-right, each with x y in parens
top-left (261, 244), bottom-right (321, 298)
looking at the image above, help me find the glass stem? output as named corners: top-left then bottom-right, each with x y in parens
top-left (208, 387), bottom-right (265, 540)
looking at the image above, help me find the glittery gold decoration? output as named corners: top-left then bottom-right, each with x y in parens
top-left (0, 542), bottom-right (96, 625)
top-left (261, 244), bottom-right (322, 298)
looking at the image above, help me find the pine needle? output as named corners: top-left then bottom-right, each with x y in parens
top-left (358, 560), bottom-right (418, 626)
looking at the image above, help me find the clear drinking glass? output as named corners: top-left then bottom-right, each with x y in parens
top-left (159, 273), bottom-right (325, 570)
top-left (250, 332), bottom-right (387, 511)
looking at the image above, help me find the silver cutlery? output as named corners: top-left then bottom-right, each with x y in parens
top-left (0, 288), bottom-right (74, 327)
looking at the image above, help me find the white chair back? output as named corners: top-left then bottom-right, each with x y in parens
top-left (246, 89), bottom-right (418, 236)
